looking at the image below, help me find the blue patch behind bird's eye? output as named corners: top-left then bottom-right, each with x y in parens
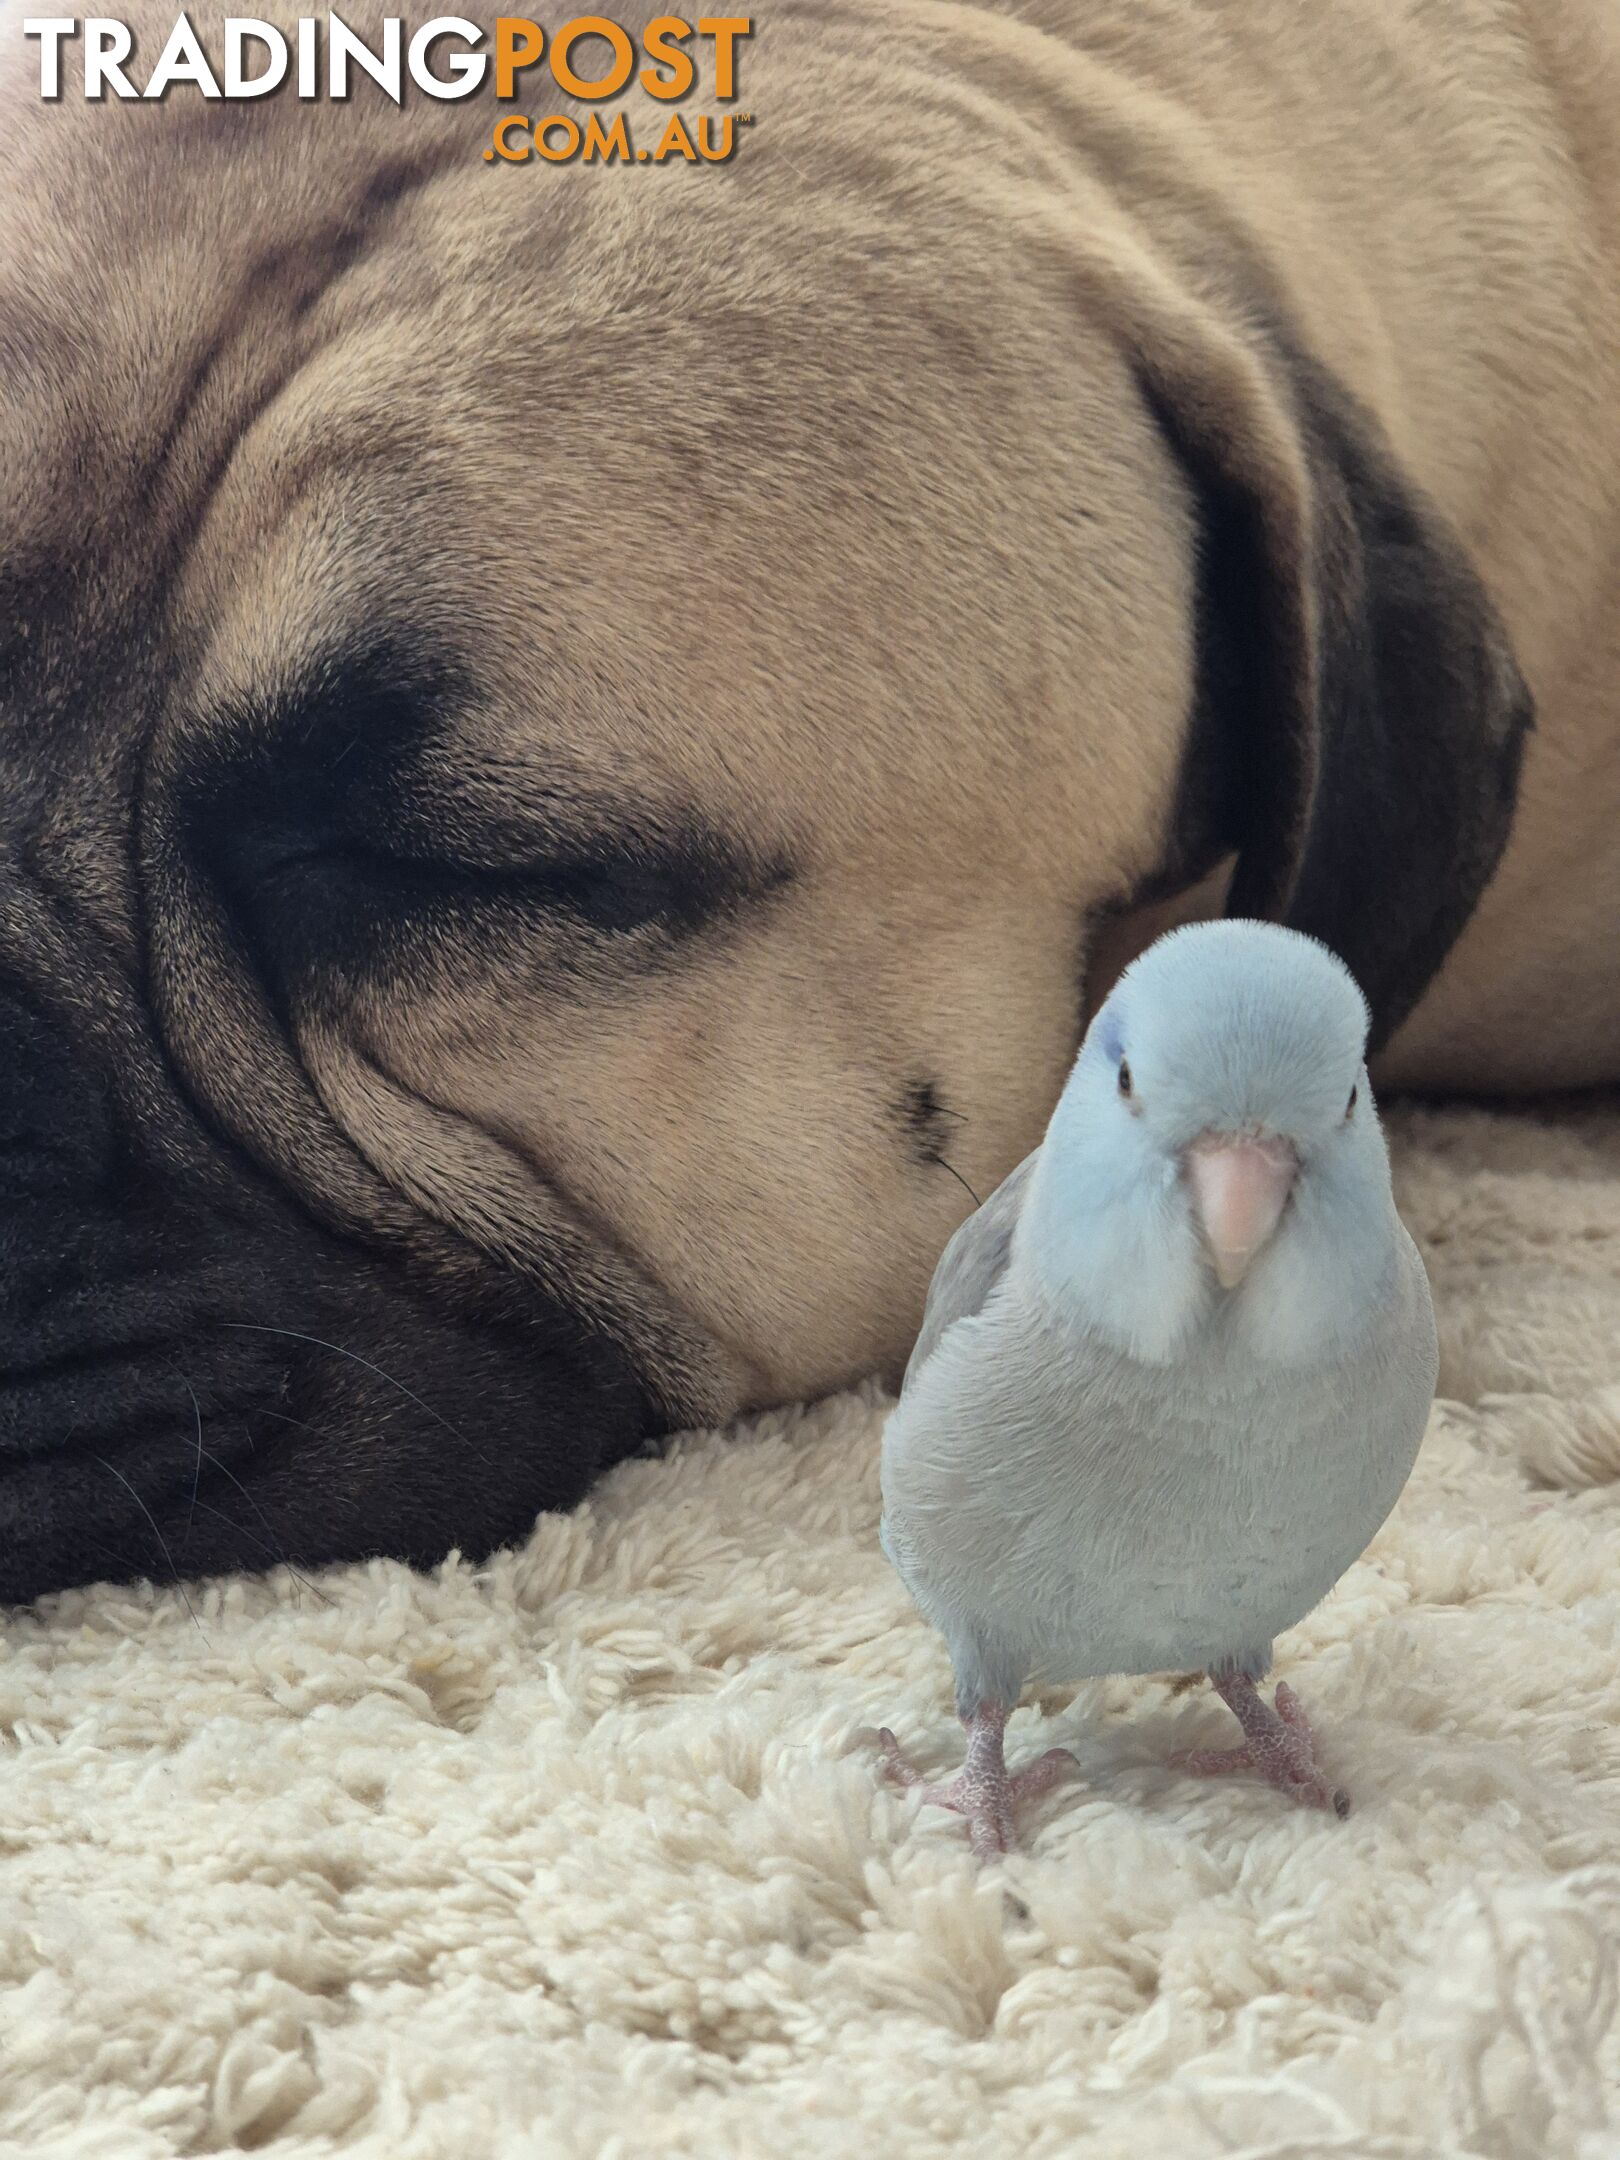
top-left (1095, 1008), bottom-right (1124, 1064)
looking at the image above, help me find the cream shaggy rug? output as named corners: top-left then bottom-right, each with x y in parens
top-left (3, 1100), bottom-right (1620, 2160)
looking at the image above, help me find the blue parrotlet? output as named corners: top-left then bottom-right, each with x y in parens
top-left (877, 919), bottom-right (1437, 1856)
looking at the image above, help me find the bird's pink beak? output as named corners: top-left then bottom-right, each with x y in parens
top-left (1185, 1132), bottom-right (1299, 1288)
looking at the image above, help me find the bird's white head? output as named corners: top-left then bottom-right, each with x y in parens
top-left (1022, 920), bottom-right (1395, 1361)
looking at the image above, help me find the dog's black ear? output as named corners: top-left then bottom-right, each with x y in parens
top-left (1138, 329), bottom-right (1531, 1050)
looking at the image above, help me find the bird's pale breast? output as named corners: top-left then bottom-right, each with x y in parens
top-left (880, 1241), bottom-right (1435, 1684)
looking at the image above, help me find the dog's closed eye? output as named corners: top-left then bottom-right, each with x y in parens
top-left (239, 828), bottom-right (742, 943)
top-left (178, 642), bottom-right (793, 984)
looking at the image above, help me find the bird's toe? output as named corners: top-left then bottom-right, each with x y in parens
top-left (876, 1729), bottom-right (931, 1790)
top-left (1266, 1705), bottom-right (1349, 1815)
top-left (966, 1805), bottom-right (1014, 1860)
top-left (1171, 1743), bottom-right (1258, 1779)
top-left (879, 1736), bottom-right (1073, 1857)
top-left (1171, 1714), bottom-right (1350, 1818)
top-left (1008, 1746), bottom-right (1080, 1803)
top-left (1273, 1682), bottom-right (1308, 1728)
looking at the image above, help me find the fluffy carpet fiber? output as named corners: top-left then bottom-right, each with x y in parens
top-left (3, 1100), bottom-right (1620, 2157)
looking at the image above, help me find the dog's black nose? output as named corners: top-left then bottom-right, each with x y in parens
top-left (0, 988), bottom-right (117, 1195)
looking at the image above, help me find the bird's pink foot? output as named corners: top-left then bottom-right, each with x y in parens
top-left (877, 1705), bottom-right (1076, 1858)
top-left (1173, 1674), bottom-right (1350, 1818)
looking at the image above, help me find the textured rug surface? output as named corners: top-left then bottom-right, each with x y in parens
top-left (3, 1100), bottom-right (1620, 2159)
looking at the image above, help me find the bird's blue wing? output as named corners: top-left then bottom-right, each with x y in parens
top-left (902, 1151), bottom-right (1037, 1391)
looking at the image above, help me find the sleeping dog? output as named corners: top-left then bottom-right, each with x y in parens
top-left (1, 0), bottom-right (1616, 1599)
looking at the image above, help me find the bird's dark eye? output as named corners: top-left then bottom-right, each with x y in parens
top-left (1118, 1059), bottom-right (1133, 1098)
top-left (1346, 1083), bottom-right (1359, 1118)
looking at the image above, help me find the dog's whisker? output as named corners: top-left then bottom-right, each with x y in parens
top-left (245, 1402), bottom-right (355, 1451)
top-left (89, 1455), bottom-right (208, 1644)
top-left (179, 1372), bottom-right (205, 1533)
top-left (80, 1533), bottom-right (161, 1587)
top-left (184, 1498), bottom-right (329, 1609)
top-left (933, 1152), bottom-right (983, 1211)
top-left (222, 1323), bottom-right (472, 1448)
top-left (173, 1395), bottom-right (333, 1609)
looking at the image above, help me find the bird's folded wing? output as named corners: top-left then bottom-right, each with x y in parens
top-left (902, 1150), bottom-right (1037, 1390)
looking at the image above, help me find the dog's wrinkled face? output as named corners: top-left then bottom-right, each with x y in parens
top-left (0, 3), bottom-right (1527, 1601)
top-left (0, 6), bottom-right (1201, 1598)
